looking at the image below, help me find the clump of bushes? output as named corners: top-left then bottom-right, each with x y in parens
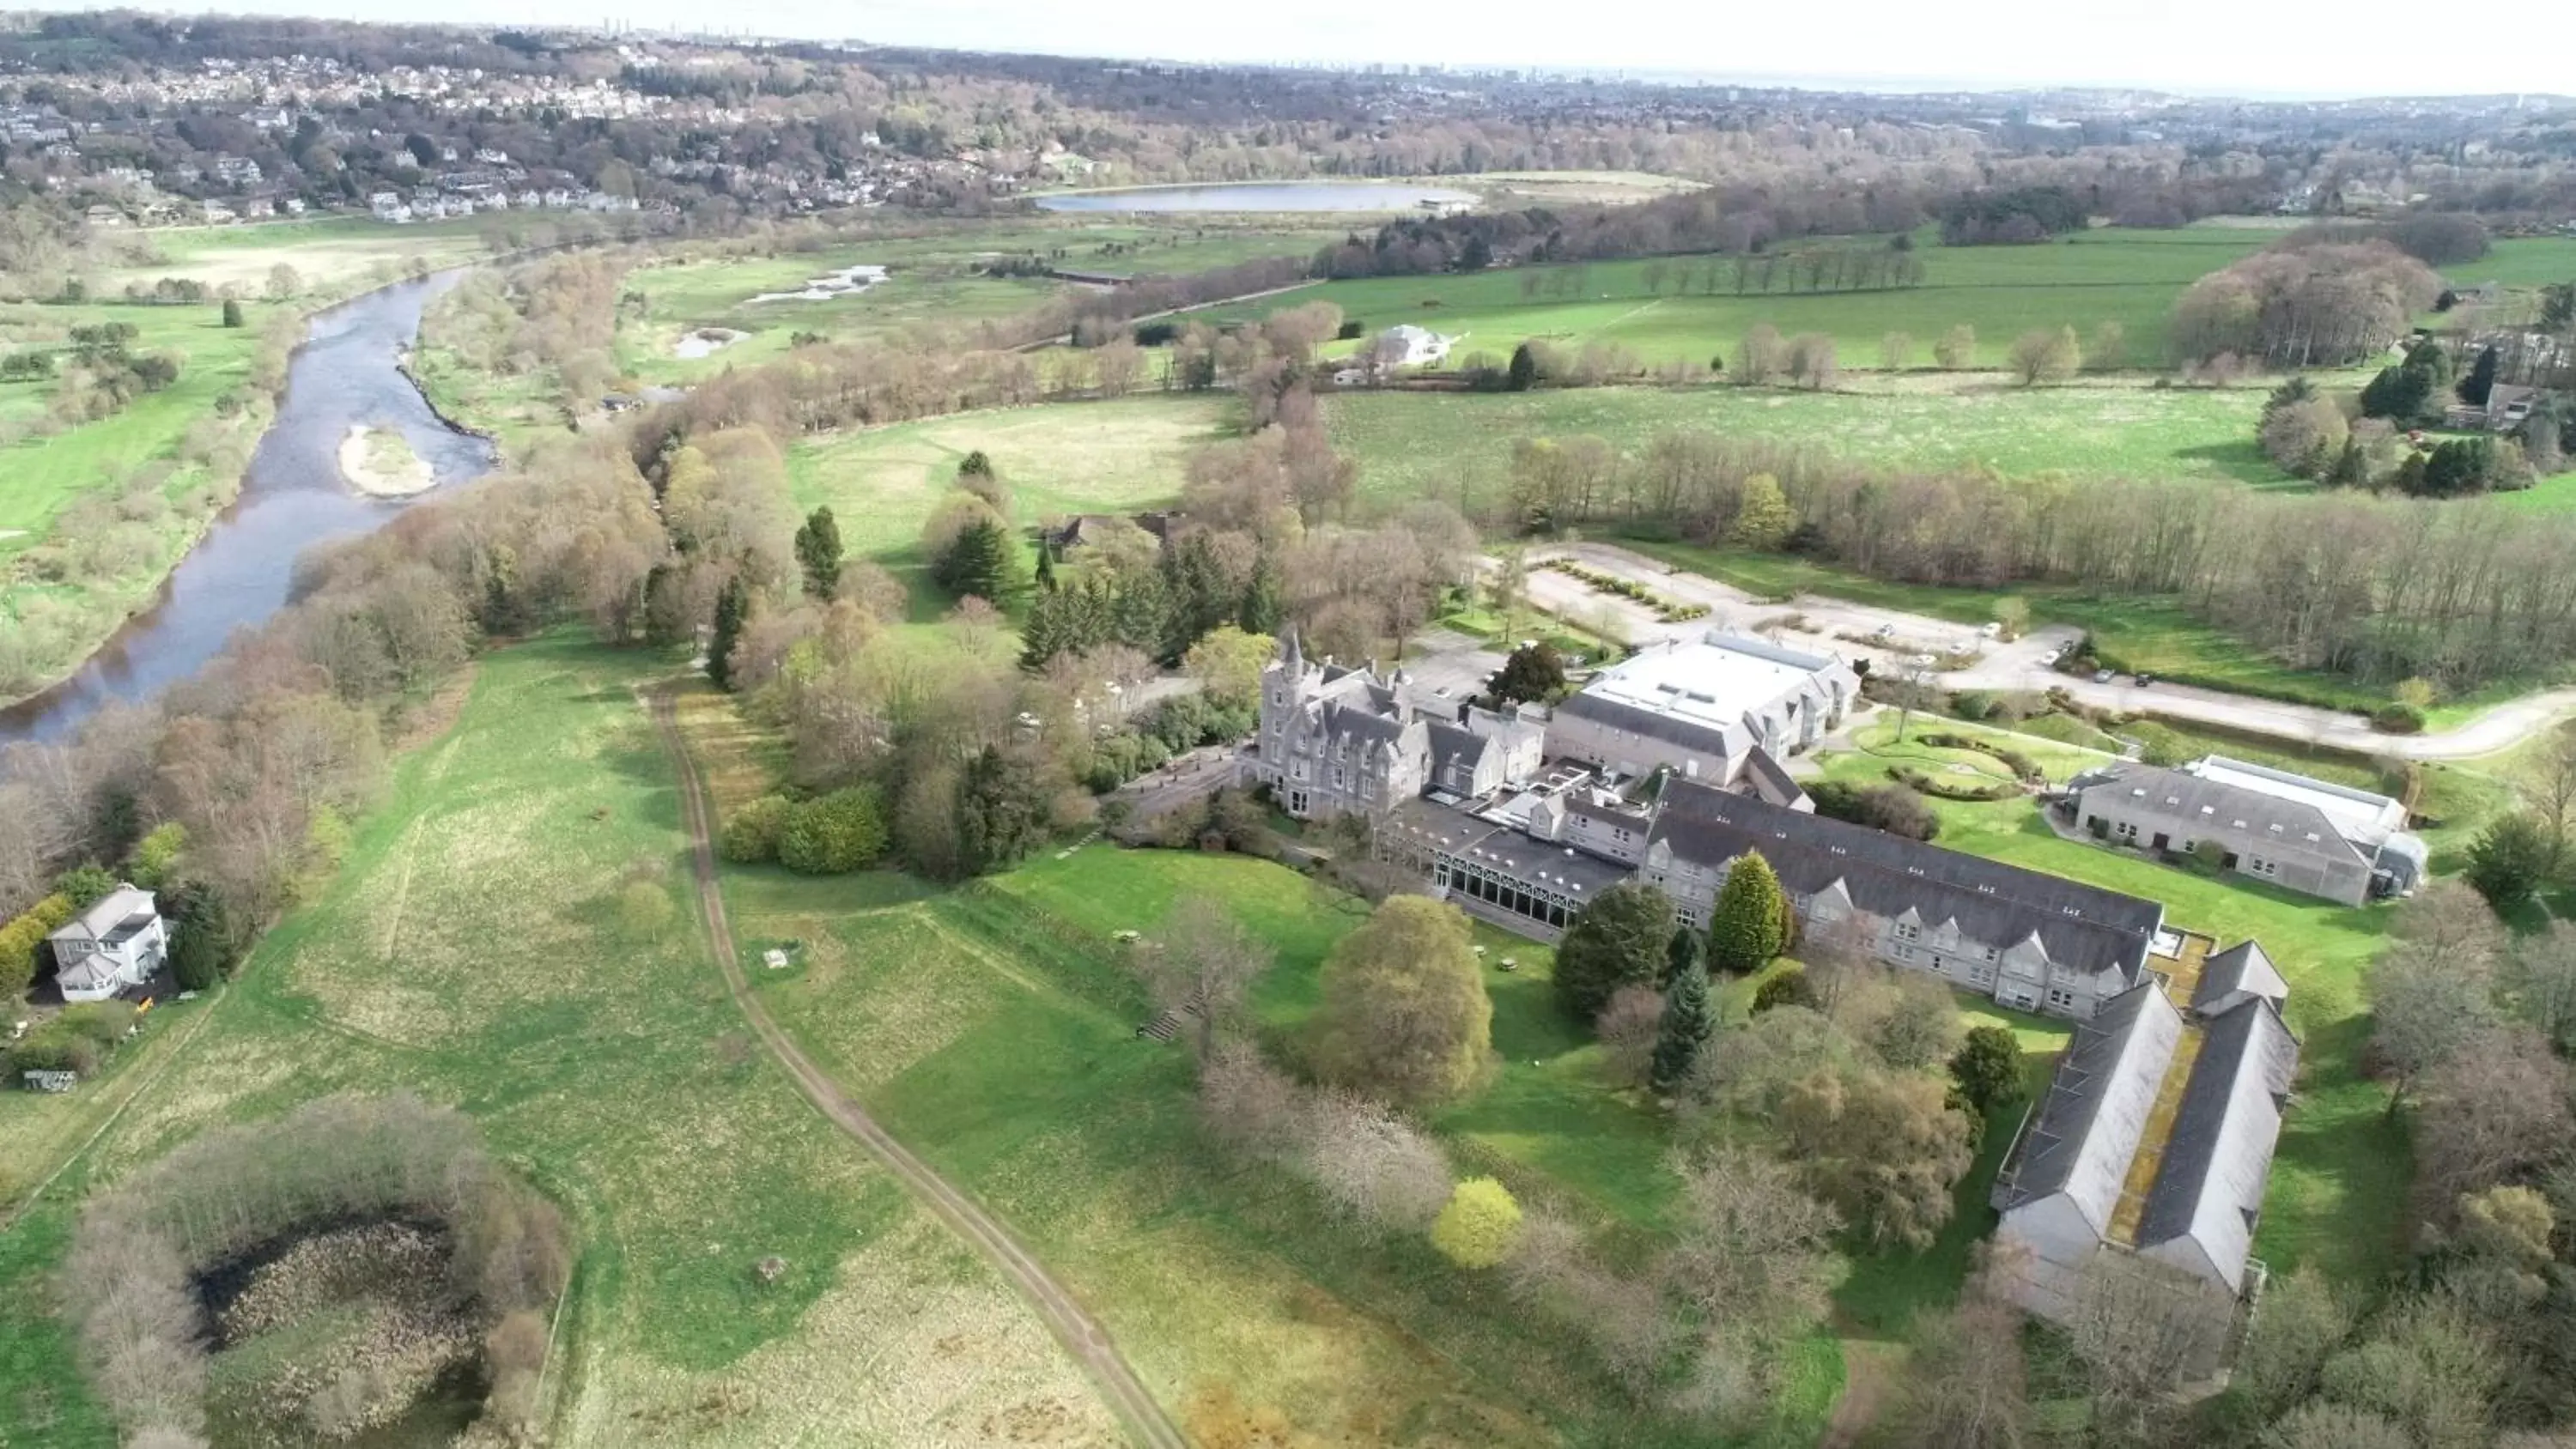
top-left (66, 1093), bottom-right (571, 1446)
top-left (6, 1001), bottom-right (137, 1078)
top-left (1807, 780), bottom-right (1941, 841)
top-left (1917, 732), bottom-right (2044, 783)
top-left (720, 787), bottom-right (888, 874)
top-left (1540, 562), bottom-right (1710, 622)
top-left (2372, 702), bottom-right (2427, 734)
top-left (1887, 767), bottom-right (2020, 803)
top-left (1084, 694), bottom-right (1257, 793)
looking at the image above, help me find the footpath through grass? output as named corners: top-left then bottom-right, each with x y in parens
top-left (729, 838), bottom-right (1840, 1446)
top-left (0, 635), bottom-right (1117, 1448)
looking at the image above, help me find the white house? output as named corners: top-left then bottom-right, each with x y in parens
top-left (1378, 324), bottom-right (1452, 368)
top-left (47, 885), bottom-right (170, 1003)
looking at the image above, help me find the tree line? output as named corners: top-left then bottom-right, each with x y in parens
top-left (1498, 424), bottom-right (2576, 691)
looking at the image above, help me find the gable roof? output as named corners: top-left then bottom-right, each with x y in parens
top-left (1650, 781), bottom-right (2160, 981)
top-left (1998, 983), bottom-right (2184, 1230)
top-left (1553, 687), bottom-right (1753, 761)
top-left (2073, 759), bottom-right (2393, 860)
top-left (51, 885), bottom-right (158, 946)
top-left (2135, 997), bottom-right (2299, 1284)
top-left (2195, 941), bottom-right (2289, 1014)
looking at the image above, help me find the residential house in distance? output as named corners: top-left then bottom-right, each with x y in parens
top-left (2445, 382), bottom-right (2540, 433)
top-left (1990, 941), bottom-right (2298, 1330)
top-left (2064, 755), bottom-right (2424, 906)
top-left (1376, 324), bottom-right (1452, 368)
top-left (1547, 631), bottom-right (1857, 786)
top-left (48, 885), bottom-right (171, 1003)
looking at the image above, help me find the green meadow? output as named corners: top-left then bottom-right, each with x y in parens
top-left (0, 638), bottom-right (1118, 1447)
top-left (1212, 225), bottom-right (2292, 370)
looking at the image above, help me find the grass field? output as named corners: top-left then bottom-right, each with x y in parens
top-left (0, 637), bottom-right (1116, 1447)
top-left (1810, 713), bottom-right (2411, 1284)
top-left (1325, 383), bottom-right (2279, 498)
top-left (615, 219), bottom-right (1342, 386)
top-left (1209, 225), bottom-right (2291, 372)
top-left (729, 840), bottom-right (1841, 1446)
top-left (99, 215), bottom-right (501, 294)
top-left (0, 299), bottom-right (283, 702)
top-left (787, 394), bottom-right (1236, 600)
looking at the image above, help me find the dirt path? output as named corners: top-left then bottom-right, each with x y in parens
top-left (642, 688), bottom-right (1187, 1449)
top-left (1820, 1338), bottom-right (1902, 1449)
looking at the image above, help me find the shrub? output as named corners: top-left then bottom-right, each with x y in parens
top-left (2372, 702), bottom-right (2427, 735)
top-left (0, 893), bottom-right (77, 998)
top-left (776, 787), bottom-right (889, 875)
top-left (1807, 780), bottom-right (1941, 841)
top-left (1430, 1178), bottom-right (1523, 1269)
top-left (718, 794), bottom-right (792, 864)
top-left (1887, 767), bottom-right (2020, 803)
top-left (615, 880), bottom-right (676, 941)
top-left (1752, 966), bottom-right (1811, 1014)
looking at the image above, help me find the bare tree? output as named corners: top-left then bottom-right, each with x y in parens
top-left (2370, 937), bottom-right (2500, 1114)
top-left (1296, 1089), bottom-right (1453, 1239)
top-left (2505, 921), bottom-right (2576, 1055)
top-left (1595, 985), bottom-right (1665, 1087)
top-left (1886, 1288), bottom-right (2032, 1449)
top-left (1880, 330), bottom-right (1917, 373)
top-left (2413, 1028), bottom-right (2573, 1217)
top-left (1142, 897), bottom-right (1275, 1058)
top-left (2066, 1252), bottom-right (2238, 1437)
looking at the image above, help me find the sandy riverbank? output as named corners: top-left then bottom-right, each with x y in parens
top-left (338, 424), bottom-right (439, 497)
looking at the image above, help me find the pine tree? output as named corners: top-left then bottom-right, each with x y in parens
top-left (937, 516), bottom-right (1019, 601)
top-left (958, 745), bottom-right (1049, 875)
top-left (1238, 552), bottom-right (1285, 634)
top-left (1707, 850), bottom-right (1790, 974)
top-left (708, 574), bottom-right (749, 690)
top-left (1112, 568), bottom-right (1170, 655)
top-left (1663, 926), bottom-right (1704, 988)
top-left (220, 298), bottom-right (244, 328)
top-left (1035, 544), bottom-right (1057, 592)
top-left (1649, 952), bottom-right (1713, 1094)
top-left (2458, 344), bottom-right (2500, 407)
top-left (793, 506), bottom-right (842, 599)
top-left (1507, 343), bottom-right (1538, 391)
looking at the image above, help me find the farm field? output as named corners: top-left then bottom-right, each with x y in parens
top-left (1807, 713), bottom-right (2418, 1283)
top-left (615, 218), bottom-right (1342, 385)
top-left (0, 636), bottom-right (1116, 1448)
top-left (2451, 234), bottom-right (2576, 288)
top-left (1213, 224), bottom-right (2292, 370)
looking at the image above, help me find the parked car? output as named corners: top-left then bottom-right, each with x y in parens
top-left (2038, 649), bottom-right (2061, 666)
top-left (2093, 669), bottom-right (2117, 684)
top-left (2135, 673), bottom-right (2157, 687)
top-left (1872, 623), bottom-right (1896, 640)
top-left (1978, 622), bottom-right (2002, 637)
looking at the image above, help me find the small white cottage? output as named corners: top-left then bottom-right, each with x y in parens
top-left (48, 885), bottom-right (169, 1002)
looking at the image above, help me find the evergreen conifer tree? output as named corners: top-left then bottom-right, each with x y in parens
top-left (1706, 850), bottom-right (1790, 974)
top-left (708, 574), bottom-right (749, 690)
top-left (793, 506), bottom-right (843, 598)
top-left (1649, 951), bottom-right (1713, 1094)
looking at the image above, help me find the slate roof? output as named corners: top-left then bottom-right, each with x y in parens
top-left (1996, 983), bottom-right (2183, 1228)
top-left (1425, 720), bottom-right (1492, 779)
top-left (52, 885), bottom-right (156, 945)
top-left (1382, 796), bottom-right (1633, 900)
top-left (1650, 781), bottom-right (2161, 983)
top-left (1553, 688), bottom-right (1753, 761)
top-left (2071, 761), bottom-right (2380, 863)
top-left (2135, 997), bottom-right (2300, 1284)
top-left (2194, 941), bottom-right (2289, 1014)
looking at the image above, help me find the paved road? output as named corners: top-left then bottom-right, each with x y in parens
top-left (1529, 541), bottom-right (2576, 761)
top-left (644, 689), bottom-right (1187, 1449)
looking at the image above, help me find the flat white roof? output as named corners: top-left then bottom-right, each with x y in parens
top-left (2187, 756), bottom-right (2403, 844)
top-left (1580, 634), bottom-right (1838, 730)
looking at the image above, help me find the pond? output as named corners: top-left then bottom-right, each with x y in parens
top-left (1035, 181), bottom-right (1475, 213)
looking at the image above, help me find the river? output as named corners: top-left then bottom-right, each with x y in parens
top-left (0, 273), bottom-right (497, 748)
top-left (1034, 180), bottom-right (1475, 213)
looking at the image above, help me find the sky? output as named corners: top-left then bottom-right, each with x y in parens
top-left (136, 0), bottom-right (2576, 100)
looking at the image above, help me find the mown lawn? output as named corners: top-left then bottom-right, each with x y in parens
top-left (0, 635), bottom-right (1117, 1447)
top-left (1807, 718), bottom-right (2411, 1285)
